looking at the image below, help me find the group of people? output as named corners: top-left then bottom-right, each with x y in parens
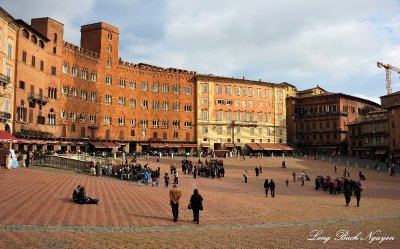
top-left (314, 175), bottom-right (363, 207)
top-left (72, 185), bottom-right (99, 204)
top-left (263, 179), bottom-right (276, 197)
top-left (169, 184), bottom-right (204, 224)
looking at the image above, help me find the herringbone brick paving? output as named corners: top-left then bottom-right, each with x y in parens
top-left (0, 156), bottom-right (399, 248)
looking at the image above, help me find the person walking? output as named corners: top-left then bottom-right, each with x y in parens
top-left (292, 171), bottom-right (296, 182)
top-left (174, 170), bottom-right (179, 184)
top-left (169, 184), bottom-right (182, 222)
top-left (188, 189), bottom-right (203, 224)
top-left (243, 170), bottom-right (248, 183)
top-left (343, 178), bottom-right (351, 206)
top-left (353, 181), bottom-right (362, 207)
top-left (164, 173), bottom-right (170, 187)
top-left (269, 179), bottom-right (275, 197)
top-left (264, 179), bottom-right (269, 197)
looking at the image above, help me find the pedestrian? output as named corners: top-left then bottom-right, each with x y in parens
top-left (343, 179), bottom-right (351, 206)
top-left (243, 170), bottom-right (248, 183)
top-left (264, 179), bottom-right (269, 197)
top-left (269, 179), bottom-right (275, 197)
top-left (72, 185), bottom-right (81, 202)
top-left (334, 164), bottom-right (337, 174)
top-left (95, 162), bottom-right (100, 177)
top-left (188, 189), bottom-right (203, 224)
top-left (164, 173), bottom-right (170, 187)
top-left (76, 186), bottom-right (99, 204)
top-left (174, 170), bottom-right (179, 184)
top-left (282, 161), bottom-right (286, 168)
top-left (285, 179), bottom-right (289, 187)
top-left (89, 161), bottom-right (95, 176)
top-left (353, 181), bottom-right (362, 207)
top-left (255, 167), bottom-right (259, 176)
top-left (143, 170), bottom-right (150, 186)
top-left (259, 165), bottom-right (262, 174)
top-left (292, 171), bottom-right (296, 182)
top-left (169, 184), bottom-right (182, 222)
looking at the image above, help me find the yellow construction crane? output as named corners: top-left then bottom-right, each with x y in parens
top-left (377, 62), bottom-right (400, 95)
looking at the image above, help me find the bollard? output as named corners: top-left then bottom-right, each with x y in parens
top-left (367, 165), bottom-right (369, 170)
top-left (355, 163), bottom-right (358, 167)
top-left (346, 161), bottom-right (349, 166)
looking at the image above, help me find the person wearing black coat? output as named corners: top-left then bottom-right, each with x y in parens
top-left (76, 186), bottom-right (98, 204)
top-left (263, 179), bottom-right (269, 197)
top-left (269, 179), bottom-right (275, 197)
top-left (189, 189), bottom-right (203, 224)
top-left (343, 179), bottom-right (351, 206)
top-left (353, 181), bottom-right (362, 207)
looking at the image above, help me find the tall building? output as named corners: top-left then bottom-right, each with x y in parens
top-left (0, 7), bottom-right (18, 133)
top-left (381, 91), bottom-right (400, 164)
top-left (347, 110), bottom-right (388, 161)
top-left (13, 17), bottom-right (63, 152)
top-left (196, 74), bottom-right (296, 154)
top-left (286, 87), bottom-right (381, 155)
top-left (60, 22), bottom-right (197, 153)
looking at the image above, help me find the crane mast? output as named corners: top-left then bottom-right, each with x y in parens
top-left (377, 62), bottom-right (400, 95)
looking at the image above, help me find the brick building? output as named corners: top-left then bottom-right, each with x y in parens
top-left (196, 74), bottom-right (296, 155)
top-left (0, 7), bottom-right (18, 133)
top-left (347, 110), bottom-right (388, 161)
top-left (381, 91), bottom-right (400, 164)
top-left (60, 22), bottom-right (197, 154)
top-left (13, 17), bottom-right (63, 152)
top-left (286, 88), bottom-right (381, 156)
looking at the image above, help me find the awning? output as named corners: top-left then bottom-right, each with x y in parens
top-left (150, 143), bottom-right (165, 148)
top-left (235, 144), bottom-right (244, 147)
top-left (225, 143), bottom-right (235, 148)
top-left (182, 144), bottom-right (198, 148)
top-left (201, 143), bottom-right (210, 148)
top-left (278, 144), bottom-right (294, 151)
top-left (258, 143), bottom-right (282, 151)
top-left (374, 149), bottom-right (387, 155)
top-left (115, 142), bottom-right (128, 146)
top-left (89, 141), bottom-right (107, 148)
top-left (60, 141), bottom-right (73, 146)
top-left (46, 141), bottom-right (60, 144)
top-left (102, 142), bottom-right (118, 148)
top-left (246, 143), bottom-right (263, 151)
top-left (165, 143), bottom-right (180, 148)
top-left (76, 142), bottom-right (88, 145)
top-left (25, 139), bottom-right (47, 145)
top-left (0, 131), bottom-right (24, 143)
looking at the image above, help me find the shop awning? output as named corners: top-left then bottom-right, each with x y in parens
top-left (182, 144), bottom-right (198, 148)
top-left (102, 142), bottom-right (118, 148)
top-left (89, 141), bottom-right (107, 148)
top-left (225, 143), bottom-right (235, 148)
top-left (0, 131), bottom-right (24, 143)
top-left (278, 144), bottom-right (294, 151)
top-left (25, 139), bottom-right (47, 145)
top-left (374, 149), bottom-right (387, 155)
top-left (150, 143), bottom-right (165, 148)
top-left (115, 142), bottom-right (128, 146)
top-left (201, 143), bottom-right (210, 148)
top-left (246, 143), bottom-right (263, 151)
top-left (258, 143), bottom-right (282, 151)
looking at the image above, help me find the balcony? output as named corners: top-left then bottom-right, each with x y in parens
top-left (0, 74), bottom-right (10, 86)
top-left (28, 93), bottom-right (49, 105)
top-left (88, 124), bottom-right (99, 129)
top-left (0, 111), bottom-right (11, 121)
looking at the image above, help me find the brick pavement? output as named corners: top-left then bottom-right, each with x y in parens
top-left (0, 156), bottom-right (399, 248)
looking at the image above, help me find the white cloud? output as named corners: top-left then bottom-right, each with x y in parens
top-left (1, 0), bottom-right (400, 100)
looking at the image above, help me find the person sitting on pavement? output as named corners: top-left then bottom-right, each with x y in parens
top-left (72, 185), bottom-right (81, 203)
top-left (76, 186), bottom-right (99, 204)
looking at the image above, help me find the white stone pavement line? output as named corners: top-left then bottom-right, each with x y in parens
top-left (0, 214), bottom-right (399, 233)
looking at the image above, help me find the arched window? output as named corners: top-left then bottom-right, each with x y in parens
top-left (107, 58), bottom-right (111, 68)
top-left (107, 33), bottom-right (112, 40)
top-left (31, 35), bottom-right (37, 44)
top-left (22, 29), bottom-right (29, 39)
top-left (107, 45), bottom-right (112, 53)
top-left (53, 33), bottom-right (57, 44)
top-left (53, 46), bottom-right (56, 54)
top-left (39, 40), bottom-right (45, 49)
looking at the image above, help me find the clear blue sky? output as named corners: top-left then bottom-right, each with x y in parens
top-left (2, 0), bottom-right (400, 103)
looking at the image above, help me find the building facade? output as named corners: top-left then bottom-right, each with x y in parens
top-left (286, 89), bottom-right (381, 155)
top-left (381, 91), bottom-right (400, 164)
top-left (196, 75), bottom-right (296, 154)
top-left (0, 8), bottom-right (18, 133)
top-left (347, 110), bottom-right (388, 161)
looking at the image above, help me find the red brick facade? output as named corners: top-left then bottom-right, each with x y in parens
top-left (381, 91), bottom-right (400, 164)
top-left (286, 92), bottom-right (381, 155)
